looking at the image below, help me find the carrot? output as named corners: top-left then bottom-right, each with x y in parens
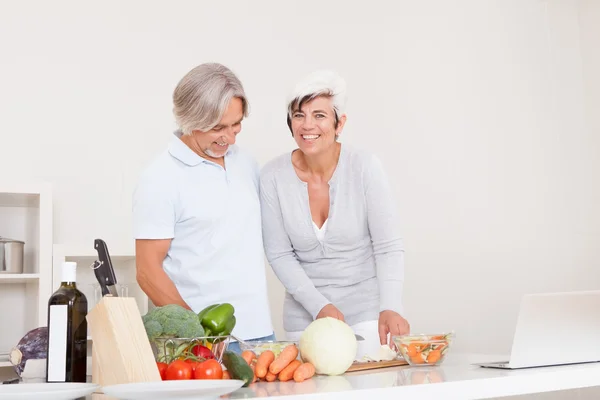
top-left (250, 363), bottom-right (258, 383)
top-left (278, 359), bottom-right (301, 382)
top-left (269, 344), bottom-right (299, 375)
top-left (265, 371), bottom-right (278, 382)
top-left (427, 349), bottom-right (441, 364)
top-left (241, 350), bottom-right (257, 365)
top-left (222, 370), bottom-right (231, 379)
top-left (293, 362), bottom-right (315, 383)
top-left (255, 350), bottom-right (275, 378)
top-left (410, 354), bottom-right (425, 364)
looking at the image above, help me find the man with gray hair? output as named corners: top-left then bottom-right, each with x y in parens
top-left (132, 63), bottom-right (275, 351)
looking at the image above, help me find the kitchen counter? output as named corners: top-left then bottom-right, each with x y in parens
top-left (218, 353), bottom-right (600, 400)
top-left (14, 353), bottom-right (596, 399)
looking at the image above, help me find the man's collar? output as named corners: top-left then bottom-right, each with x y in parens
top-left (168, 130), bottom-right (236, 167)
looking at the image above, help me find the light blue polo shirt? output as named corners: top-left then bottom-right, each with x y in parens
top-left (132, 131), bottom-right (274, 340)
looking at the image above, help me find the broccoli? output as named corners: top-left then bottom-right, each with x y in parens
top-left (142, 304), bottom-right (204, 340)
top-left (142, 304), bottom-right (206, 363)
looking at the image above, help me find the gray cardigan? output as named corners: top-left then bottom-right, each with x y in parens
top-left (259, 144), bottom-right (405, 332)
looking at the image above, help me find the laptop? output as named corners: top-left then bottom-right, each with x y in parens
top-left (476, 290), bottom-right (600, 369)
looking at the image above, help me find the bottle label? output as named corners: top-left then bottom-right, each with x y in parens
top-left (47, 304), bottom-right (68, 382)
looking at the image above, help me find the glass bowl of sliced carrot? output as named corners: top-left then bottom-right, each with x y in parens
top-left (393, 332), bottom-right (454, 366)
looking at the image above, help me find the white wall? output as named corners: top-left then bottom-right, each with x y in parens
top-left (1, 0), bottom-right (598, 354)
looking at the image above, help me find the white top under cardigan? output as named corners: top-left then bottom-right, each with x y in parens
top-left (259, 144), bottom-right (405, 333)
top-left (312, 219), bottom-right (328, 242)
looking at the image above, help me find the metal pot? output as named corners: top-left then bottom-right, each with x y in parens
top-left (0, 236), bottom-right (24, 274)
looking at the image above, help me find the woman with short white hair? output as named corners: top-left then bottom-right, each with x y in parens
top-left (260, 70), bottom-right (409, 358)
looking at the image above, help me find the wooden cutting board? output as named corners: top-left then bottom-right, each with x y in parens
top-left (346, 359), bottom-right (408, 372)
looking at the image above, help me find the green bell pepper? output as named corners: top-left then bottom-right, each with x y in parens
top-left (221, 315), bottom-right (236, 336)
top-left (197, 303), bottom-right (236, 337)
top-left (197, 304), bottom-right (219, 324)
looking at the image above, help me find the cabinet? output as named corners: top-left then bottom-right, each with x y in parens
top-left (0, 183), bottom-right (151, 375)
top-left (0, 184), bottom-right (53, 368)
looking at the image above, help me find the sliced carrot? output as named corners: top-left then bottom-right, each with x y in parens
top-left (293, 362), bottom-right (315, 383)
top-left (278, 359), bottom-right (301, 382)
top-left (241, 350), bottom-right (257, 365)
top-left (255, 350), bottom-right (275, 379)
top-left (405, 344), bottom-right (417, 357)
top-left (410, 354), bottom-right (425, 364)
top-left (427, 350), bottom-right (441, 364)
top-left (269, 344), bottom-right (299, 375)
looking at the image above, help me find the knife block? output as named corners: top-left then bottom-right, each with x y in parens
top-left (87, 296), bottom-right (161, 391)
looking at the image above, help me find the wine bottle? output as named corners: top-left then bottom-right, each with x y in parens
top-left (46, 261), bottom-right (88, 383)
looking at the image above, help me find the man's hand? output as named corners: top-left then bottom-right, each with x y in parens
top-left (316, 304), bottom-right (345, 321)
top-left (378, 310), bottom-right (410, 346)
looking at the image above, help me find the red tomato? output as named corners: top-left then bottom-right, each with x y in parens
top-left (193, 359), bottom-right (223, 380)
top-left (185, 359), bottom-right (202, 373)
top-left (156, 362), bottom-right (168, 380)
top-left (165, 360), bottom-right (193, 380)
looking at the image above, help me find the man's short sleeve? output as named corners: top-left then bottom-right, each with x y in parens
top-left (132, 173), bottom-right (177, 239)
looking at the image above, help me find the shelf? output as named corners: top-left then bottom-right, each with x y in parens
top-left (0, 274), bottom-right (40, 283)
top-left (60, 243), bottom-right (136, 262)
top-left (0, 182), bottom-right (53, 358)
top-left (0, 354), bottom-right (10, 368)
top-left (0, 183), bottom-right (50, 207)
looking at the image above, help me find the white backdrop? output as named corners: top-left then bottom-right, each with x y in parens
top-left (1, 0), bottom-right (598, 354)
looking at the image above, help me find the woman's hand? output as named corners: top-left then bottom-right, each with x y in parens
top-left (316, 304), bottom-right (345, 321)
top-left (378, 310), bottom-right (410, 346)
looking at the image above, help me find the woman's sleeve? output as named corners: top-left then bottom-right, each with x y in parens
top-left (259, 171), bottom-right (331, 319)
top-left (364, 155), bottom-right (406, 315)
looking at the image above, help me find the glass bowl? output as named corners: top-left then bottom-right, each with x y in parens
top-left (393, 332), bottom-right (454, 366)
top-left (150, 335), bottom-right (232, 364)
top-left (238, 340), bottom-right (297, 358)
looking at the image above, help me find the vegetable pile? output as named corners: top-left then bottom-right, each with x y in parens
top-left (142, 303), bottom-right (316, 388)
top-left (153, 344), bottom-right (315, 387)
top-left (142, 303), bottom-right (236, 363)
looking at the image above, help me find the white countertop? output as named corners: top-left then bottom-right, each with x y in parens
top-left (225, 353), bottom-right (600, 400)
